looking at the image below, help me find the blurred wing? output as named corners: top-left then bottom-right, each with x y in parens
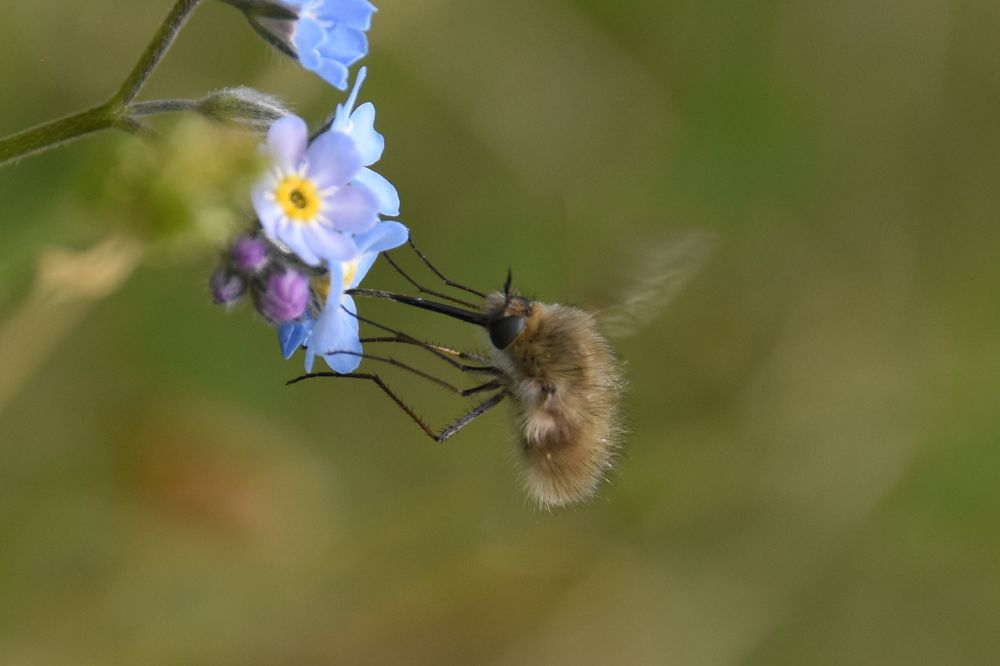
top-left (598, 232), bottom-right (714, 339)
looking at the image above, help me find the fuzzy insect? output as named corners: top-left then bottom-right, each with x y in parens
top-left (480, 287), bottom-right (624, 507)
top-left (290, 237), bottom-right (705, 508)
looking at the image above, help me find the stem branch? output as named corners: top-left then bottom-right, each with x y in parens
top-left (0, 0), bottom-right (203, 166)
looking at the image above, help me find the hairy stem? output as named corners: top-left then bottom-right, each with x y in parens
top-left (0, 0), bottom-right (203, 166)
top-left (0, 105), bottom-right (114, 166)
top-left (130, 99), bottom-right (201, 116)
top-left (112, 0), bottom-right (204, 107)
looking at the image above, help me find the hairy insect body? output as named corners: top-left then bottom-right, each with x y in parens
top-left (486, 294), bottom-right (624, 508)
top-left (297, 240), bottom-right (650, 508)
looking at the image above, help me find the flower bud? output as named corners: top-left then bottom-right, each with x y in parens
top-left (197, 87), bottom-right (292, 132)
top-left (257, 268), bottom-right (309, 323)
top-left (210, 267), bottom-right (246, 306)
top-left (230, 234), bottom-right (269, 273)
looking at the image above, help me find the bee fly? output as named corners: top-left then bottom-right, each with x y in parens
top-left (290, 237), bottom-right (704, 508)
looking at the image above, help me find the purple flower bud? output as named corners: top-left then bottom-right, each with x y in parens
top-left (230, 234), bottom-right (269, 273)
top-left (210, 268), bottom-right (246, 306)
top-left (258, 268), bottom-right (310, 323)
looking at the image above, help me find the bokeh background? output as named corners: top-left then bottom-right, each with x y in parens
top-left (2, 0), bottom-right (999, 663)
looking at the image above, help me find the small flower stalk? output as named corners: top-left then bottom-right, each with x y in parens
top-left (196, 87), bottom-right (292, 132)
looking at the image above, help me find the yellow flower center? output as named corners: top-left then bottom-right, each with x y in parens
top-left (275, 175), bottom-right (322, 222)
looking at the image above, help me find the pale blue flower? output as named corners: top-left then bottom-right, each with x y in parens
top-left (252, 114), bottom-right (380, 266)
top-left (277, 221), bottom-right (409, 372)
top-left (235, 0), bottom-right (376, 91)
top-left (306, 220), bottom-right (409, 372)
top-left (331, 67), bottom-right (400, 217)
top-left (287, 0), bottom-right (377, 90)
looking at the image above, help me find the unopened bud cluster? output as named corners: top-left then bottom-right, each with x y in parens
top-left (210, 232), bottom-right (322, 325)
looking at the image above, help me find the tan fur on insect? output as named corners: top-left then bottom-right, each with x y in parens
top-left (485, 293), bottom-right (625, 509)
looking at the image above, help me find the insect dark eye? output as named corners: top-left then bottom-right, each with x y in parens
top-left (489, 315), bottom-right (526, 349)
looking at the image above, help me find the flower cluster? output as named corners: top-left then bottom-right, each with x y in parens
top-left (212, 4), bottom-right (408, 375)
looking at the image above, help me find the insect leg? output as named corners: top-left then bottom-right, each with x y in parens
top-left (459, 379), bottom-right (504, 397)
top-left (286, 372), bottom-right (504, 442)
top-left (308, 350), bottom-right (502, 396)
top-left (435, 391), bottom-right (506, 441)
top-left (345, 306), bottom-right (498, 373)
top-left (381, 252), bottom-right (481, 309)
top-left (407, 238), bottom-right (487, 299)
top-left (359, 336), bottom-right (496, 371)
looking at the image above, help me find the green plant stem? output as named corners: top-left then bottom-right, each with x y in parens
top-left (112, 0), bottom-right (203, 108)
top-left (130, 99), bottom-right (201, 116)
top-left (0, 0), bottom-right (202, 167)
top-left (0, 106), bottom-right (113, 166)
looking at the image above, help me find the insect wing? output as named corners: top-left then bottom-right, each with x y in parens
top-left (598, 232), bottom-right (714, 339)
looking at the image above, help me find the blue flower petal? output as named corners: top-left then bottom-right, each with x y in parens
top-left (316, 24), bottom-right (368, 65)
top-left (352, 253), bottom-right (379, 290)
top-left (311, 59), bottom-right (350, 91)
top-left (307, 286), bottom-right (363, 375)
top-left (266, 115), bottom-right (308, 171)
top-left (302, 224), bottom-right (359, 261)
top-left (326, 183), bottom-right (379, 234)
top-left (322, 295), bottom-right (363, 373)
top-left (351, 221), bottom-right (409, 287)
top-left (305, 260), bottom-right (344, 372)
top-left (293, 19), bottom-right (368, 91)
top-left (313, 0), bottom-right (377, 31)
top-left (356, 220), bottom-right (409, 256)
top-left (353, 167), bottom-right (398, 216)
top-left (292, 19), bottom-right (326, 68)
top-left (332, 66), bottom-right (367, 132)
top-left (267, 222), bottom-right (322, 266)
top-left (326, 259), bottom-right (346, 296)
top-left (246, 0), bottom-right (374, 91)
top-left (278, 317), bottom-right (314, 360)
top-left (348, 103), bottom-right (384, 165)
top-left (251, 185), bottom-right (284, 232)
top-left (305, 131), bottom-right (362, 188)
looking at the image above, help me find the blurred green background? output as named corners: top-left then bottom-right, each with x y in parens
top-left (2, 0), bottom-right (1000, 663)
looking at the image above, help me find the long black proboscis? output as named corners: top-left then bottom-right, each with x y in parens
top-left (346, 288), bottom-right (488, 326)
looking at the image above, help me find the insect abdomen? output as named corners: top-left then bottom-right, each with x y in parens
top-left (497, 303), bottom-right (624, 508)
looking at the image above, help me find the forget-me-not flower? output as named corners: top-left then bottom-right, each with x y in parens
top-left (278, 220), bottom-right (409, 373)
top-left (291, 0), bottom-right (377, 90)
top-left (252, 113), bottom-right (380, 266)
top-left (237, 0), bottom-right (377, 91)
